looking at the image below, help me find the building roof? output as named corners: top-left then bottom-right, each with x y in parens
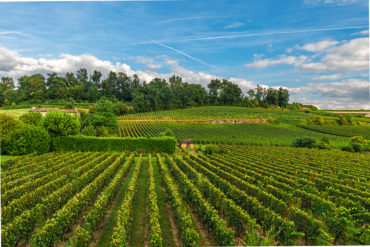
top-left (179, 139), bottom-right (194, 144)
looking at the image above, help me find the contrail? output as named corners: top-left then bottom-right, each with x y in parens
top-left (178, 25), bottom-right (369, 42)
top-left (152, 41), bottom-right (212, 67)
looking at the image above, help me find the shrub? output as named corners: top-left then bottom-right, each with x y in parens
top-left (201, 145), bottom-right (220, 154)
top-left (19, 112), bottom-right (43, 126)
top-left (96, 126), bottom-right (110, 137)
top-left (350, 136), bottom-right (367, 144)
top-left (8, 125), bottom-right (50, 155)
top-left (342, 136), bottom-right (370, 153)
top-left (55, 135), bottom-right (177, 154)
top-left (41, 111), bottom-right (80, 137)
top-left (317, 137), bottom-right (333, 150)
top-left (159, 128), bottom-right (174, 137)
top-left (292, 137), bottom-right (317, 148)
top-left (0, 113), bottom-right (26, 154)
top-left (312, 116), bottom-right (324, 125)
top-left (114, 102), bottom-right (129, 116)
top-left (81, 125), bottom-right (96, 136)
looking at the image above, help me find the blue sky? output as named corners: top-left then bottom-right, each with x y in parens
top-left (0, 0), bottom-right (369, 109)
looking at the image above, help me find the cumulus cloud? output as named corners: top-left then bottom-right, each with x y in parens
top-left (312, 74), bottom-right (341, 80)
top-left (0, 46), bottom-right (257, 92)
top-left (300, 37), bottom-right (369, 72)
top-left (246, 37), bottom-right (369, 73)
top-left (298, 40), bottom-right (338, 52)
top-left (224, 21), bottom-right (245, 29)
top-left (290, 79), bottom-right (370, 109)
top-left (245, 55), bottom-right (308, 69)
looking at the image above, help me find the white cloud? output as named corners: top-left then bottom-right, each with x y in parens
top-left (304, 0), bottom-right (360, 5)
top-left (0, 46), bottom-right (257, 92)
top-left (299, 39), bottom-right (338, 52)
top-left (300, 37), bottom-right (369, 72)
top-left (245, 55), bottom-right (308, 69)
top-left (224, 21), bottom-right (245, 29)
top-left (146, 64), bottom-right (162, 70)
top-left (352, 29), bottom-right (369, 35)
top-left (290, 79), bottom-right (370, 109)
top-left (312, 74), bottom-right (341, 80)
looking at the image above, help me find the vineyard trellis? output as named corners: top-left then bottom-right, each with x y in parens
top-left (1, 145), bottom-right (369, 246)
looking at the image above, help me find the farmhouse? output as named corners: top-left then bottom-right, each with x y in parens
top-left (29, 106), bottom-right (80, 117)
top-left (179, 139), bottom-right (194, 149)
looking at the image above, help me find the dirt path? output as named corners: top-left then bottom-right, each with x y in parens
top-left (152, 159), bottom-right (179, 247)
top-left (95, 161), bottom-right (136, 247)
top-left (118, 118), bottom-right (270, 124)
top-left (129, 158), bottom-right (149, 247)
top-left (89, 160), bottom-right (135, 247)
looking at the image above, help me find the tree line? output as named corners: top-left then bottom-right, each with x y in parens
top-left (0, 68), bottom-right (290, 112)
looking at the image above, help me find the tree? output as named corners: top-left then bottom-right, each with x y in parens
top-left (0, 77), bottom-right (15, 106)
top-left (46, 73), bottom-right (68, 100)
top-left (207, 79), bottom-right (221, 105)
top-left (277, 87), bottom-right (289, 107)
top-left (266, 88), bottom-right (278, 106)
top-left (84, 98), bottom-right (118, 133)
top-left (219, 80), bottom-right (242, 105)
top-left (17, 74), bottom-right (46, 102)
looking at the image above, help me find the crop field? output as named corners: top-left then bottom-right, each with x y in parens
top-left (1, 146), bottom-right (369, 246)
top-left (298, 125), bottom-right (370, 139)
top-left (119, 121), bottom-right (349, 147)
top-left (118, 106), bottom-right (335, 122)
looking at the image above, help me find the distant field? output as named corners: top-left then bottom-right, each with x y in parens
top-left (0, 107), bottom-right (89, 118)
top-left (323, 110), bottom-right (370, 118)
top-left (0, 108), bottom-right (31, 118)
top-left (298, 125), bottom-right (370, 139)
top-left (118, 106), bottom-right (332, 122)
top-left (119, 121), bottom-right (349, 147)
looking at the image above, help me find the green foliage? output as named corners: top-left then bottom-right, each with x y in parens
top-left (342, 136), bottom-right (370, 153)
top-left (350, 136), bottom-right (367, 144)
top-left (55, 135), bottom-right (177, 154)
top-left (8, 125), bottom-right (50, 155)
top-left (201, 145), bottom-right (220, 154)
top-left (148, 154), bottom-right (164, 247)
top-left (19, 112), bottom-right (43, 126)
top-left (292, 137), bottom-right (317, 148)
top-left (85, 99), bottom-right (118, 133)
top-left (114, 101), bottom-right (129, 115)
top-left (111, 155), bottom-right (142, 247)
top-left (158, 128), bottom-right (174, 137)
top-left (41, 111), bottom-right (80, 137)
top-left (317, 137), bottom-right (333, 150)
top-left (95, 126), bottom-right (110, 137)
top-left (81, 125), bottom-right (96, 136)
top-left (0, 113), bottom-right (26, 154)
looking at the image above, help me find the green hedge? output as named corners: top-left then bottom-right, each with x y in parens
top-left (55, 135), bottom-right (177, 154)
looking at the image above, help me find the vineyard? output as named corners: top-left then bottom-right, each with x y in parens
top-left (1, 146), bottom-right (369, 246)
top-left (118, 106), bottom-right (336, 122)
top-left (297, 125), bottom-right (370, 139)
top-left (119, 121), bottom-right (349, 147)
